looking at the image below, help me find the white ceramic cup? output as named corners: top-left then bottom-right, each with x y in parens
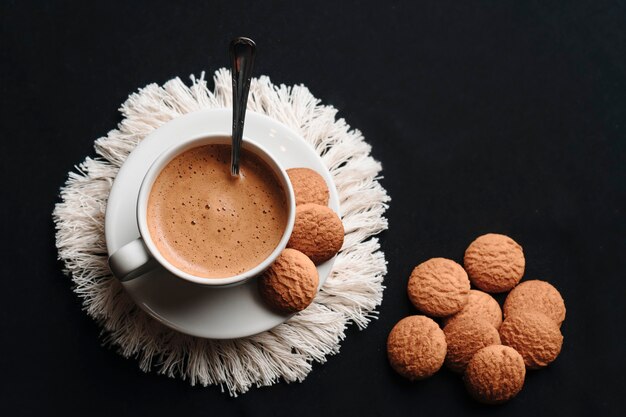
top-left (108, 134), bottom-right (296, 287)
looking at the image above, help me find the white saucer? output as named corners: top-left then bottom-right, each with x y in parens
top-left (105, 109), bottom-right (340, 339)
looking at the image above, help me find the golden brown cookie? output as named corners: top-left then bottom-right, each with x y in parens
top-left (287, 203), bottom-right (344, 264)
top-left (287, 167), bottom-right (330, 206)
top-left (444, 289), bottom-right (503, 329)
top-left (503, 280), bottom-right (566, 326)
top-left (407, 258), bottom-right (470, 317)
top-left (258, 248), bottom-right (319, 314)
top-left (387, 315), bottom-right (447, 380)
top-left (464, 233), bottom-right (525, 293)
top-left (499, 311), bottom-right (563, 369)
top-left (464, 345), bottom-right (526, 404)
top-left (443, 317), bottom-right (501, 373)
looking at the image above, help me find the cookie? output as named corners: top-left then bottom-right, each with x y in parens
top-left (464, 345), bottom-right (526, 404)
top-left (287, 203), bottom-right (344, 264)
top-left (444, 289), bottom-right (503, 329)
top-left (287, 167), bottom-right (330, 206)
top-left (258, 248), bottom-right (319, 314)
top-left (443, 317), bottom-right (501, 373)
top-left (407, 258), bottom-right (470, 317)
top-left (503, 280), bottom-right (566, 326)
top-left (464, 233), bottom-right (525, 293)
top-left (387, 315), bottom-right (447, 380)
top-left (499, 310), bottom-right (563, 369)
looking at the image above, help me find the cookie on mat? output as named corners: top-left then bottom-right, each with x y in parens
top-left (287, 203), bottom-right (344, 264)
top-left (443, 317), bottom-right (501, 373)
top-left (258, 248), bottom-right (319, 314)
top-left (464, 345), bottom-right (526, 404)
top-left (503, 280), bottom-right (566, 326)
top-left (464, 233), bottom-right (525, 293)
top-left (407, 258), bottom-right (470, 317)
top-left (287, 167), bottom-right (330, 206)
top-left (499, 310), bottom-right (563, 369)
top-left (387, 315), bottom-right (447, 380)
top-left (444, 289), bottom-right (503, 329)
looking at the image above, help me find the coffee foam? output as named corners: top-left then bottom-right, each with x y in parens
top-left (147, 143), bottom-right (288, 278)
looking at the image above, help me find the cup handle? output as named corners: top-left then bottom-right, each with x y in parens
top-left (108, 238), bottom-right (157, 282)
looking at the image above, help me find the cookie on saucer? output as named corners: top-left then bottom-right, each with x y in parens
top-left (287, 203), bottom-right (344, 264)
top-left (287, 167), bottom-right (330, 206)
top-left (258, 248), bottom-right (319, 314)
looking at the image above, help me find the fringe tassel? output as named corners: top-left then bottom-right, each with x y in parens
top-left (52, 69), bottom-right (390, 396)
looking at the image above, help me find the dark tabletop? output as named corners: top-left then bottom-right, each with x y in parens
top-left (2, 1), bottom-right (625, 416)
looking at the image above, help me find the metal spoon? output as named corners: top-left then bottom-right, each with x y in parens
top-left (229, 37), bottom-right (256, 177)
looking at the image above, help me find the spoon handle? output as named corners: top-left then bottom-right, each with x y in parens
top-left (229, 37), bottom-right (256, 177)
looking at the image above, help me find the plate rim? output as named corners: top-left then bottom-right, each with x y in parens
top-left (104, 108), bottom-right (340, 339)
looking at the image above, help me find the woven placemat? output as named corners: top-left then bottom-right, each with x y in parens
top-left (53, 69), bottom-right (389, 395)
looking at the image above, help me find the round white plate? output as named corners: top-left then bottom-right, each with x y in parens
top-left (105, 109), bottom-right (340, 339)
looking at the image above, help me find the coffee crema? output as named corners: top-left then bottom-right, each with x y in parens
top-left (147, 143), bottom-right (288, 278)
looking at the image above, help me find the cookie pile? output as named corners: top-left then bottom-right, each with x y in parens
top-left (258, 168), bottom-right (344, 314)
top-left (387, 233), bottom-right (566, 404)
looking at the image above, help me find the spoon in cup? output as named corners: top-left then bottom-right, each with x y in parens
top-left (229, 37), bottom-right (256, 177)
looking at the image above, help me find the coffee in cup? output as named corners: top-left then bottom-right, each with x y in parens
top-left (146, 142), bottom-right (289, 278)
top-left (108, 134), bottom-right (295, 286)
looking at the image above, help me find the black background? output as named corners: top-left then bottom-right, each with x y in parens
top-left (2, 1), bottom-right (625, 416)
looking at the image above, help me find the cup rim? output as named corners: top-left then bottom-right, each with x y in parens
top-left (136, 133), bottom-right (296, 286)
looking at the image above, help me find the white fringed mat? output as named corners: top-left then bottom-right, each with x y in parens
top-left (53, 69), bottom-right (389, 396)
